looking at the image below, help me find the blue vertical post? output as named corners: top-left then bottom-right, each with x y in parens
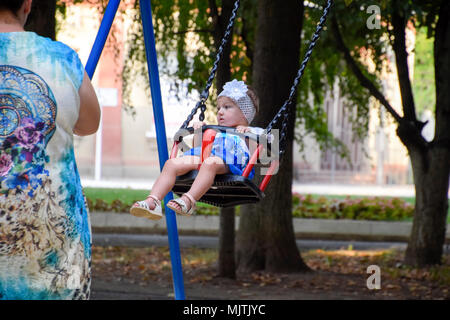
top-left (139, 0), bottom-right (186, 300)
top-left (85, 0), bottom-right (121, 79)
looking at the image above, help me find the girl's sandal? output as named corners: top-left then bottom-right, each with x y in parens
top-left (167, 193), bottom-right (196, 216)
top-left (130, 195), bottom-right (163, 220)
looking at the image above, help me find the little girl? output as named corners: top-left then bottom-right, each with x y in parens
top-left (130, 79), bottom-right (262, 219)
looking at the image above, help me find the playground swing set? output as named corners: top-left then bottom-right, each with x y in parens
top-left (85, 0), bottom-right (332, 300)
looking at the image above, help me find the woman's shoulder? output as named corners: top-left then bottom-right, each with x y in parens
top-left (1, 32), bottom-right (83, 72)
top-left (30, 33), bottom-right (85, 89)
top-left (32, 33), bottom-right (80, 60)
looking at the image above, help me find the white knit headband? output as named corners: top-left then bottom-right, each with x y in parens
top-left (218, 79), bottom-right (256, 124)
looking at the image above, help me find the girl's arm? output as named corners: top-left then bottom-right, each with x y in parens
top-left (248, 126), bottom-right (264, 135)
top-left (236, 126), bottom-right (264, 135)
top-left (192, 121), bottom-right (205, 147)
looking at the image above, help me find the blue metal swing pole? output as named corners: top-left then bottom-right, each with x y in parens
top-left (139, 0), bottom-right (186, 300)
top-left (84, 0), bottom-right (186, 300)
top-left (85, 0), bottom-right (121, 79)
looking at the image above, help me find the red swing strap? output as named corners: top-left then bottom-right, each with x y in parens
top-left (170, 128), bottom-right (217, 163)
top-left (242, 144), bottom-right (278, 192)
top-left (259, 160), bottom-right (279, 192)
top-left (199, 129), bottom-right (217, 169)
top-left (170, 142), bottom-right (179, 159)
top-left (242, 144), bottom-right (263, 178)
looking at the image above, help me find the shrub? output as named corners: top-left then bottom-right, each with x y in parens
top-left (85, 192), bottom-right (415, 221)
top-left (86, 197), bottom-right (221, 216)
top-left (292, 194), bottom-right (414, 221)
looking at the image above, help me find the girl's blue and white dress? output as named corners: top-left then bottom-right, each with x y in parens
top-left (0, 32), bottom-right (91, 299)
top-left (184, 127), bottom-right (264, 179)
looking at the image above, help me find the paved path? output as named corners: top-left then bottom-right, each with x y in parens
top-left (90, 233), bottom-right (450, 300)
top-left (93, 233), bottom-right (410, 251)
top-left (93, 233), bottom-right (450, 254)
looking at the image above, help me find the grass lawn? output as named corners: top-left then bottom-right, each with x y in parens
top-left (82, 187), bottom-right (450, 222)
top-left (83, 187), bottom-right (414, 207)
top-left (82, 187), bottom-right (212, 208)
top-left (83, 187), bottom-right (150, 206)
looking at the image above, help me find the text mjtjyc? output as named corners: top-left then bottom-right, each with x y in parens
top-left (183, 304), bottom-right (266, 317)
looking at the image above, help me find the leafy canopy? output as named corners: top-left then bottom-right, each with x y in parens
top-left (121, 1), bottom-right (378, 159)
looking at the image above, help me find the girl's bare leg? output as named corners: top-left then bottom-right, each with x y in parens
top-left (144, 156), bottom-right (200, 209)
top-left (168, 156), bottom-right (229, 211)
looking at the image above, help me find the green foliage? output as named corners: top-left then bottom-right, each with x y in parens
top-left (55, 1), bottom-right (67, 35)
top-left (122, 5), bottom-right (147, 116)
top-left (297, 0), bottom-right (441, 161)
top-left (123, 0), bottom-right (255, 106)
top-left (84, 187), bottom-right (421, 222)
top-left (120, 0), bottom-right (442, 167)
top-left (412, 26), bottom-right (435, 116)
top-left (294, 0), bottom-right (384, 160)
top-left (83, 186), bottom-right (218, 214)
top-left (119, 0), bottom-right (371, 163)
top-left (292, 193), bottom-right (415, 221)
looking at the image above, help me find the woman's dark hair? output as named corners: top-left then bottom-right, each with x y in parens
top-left (0, 0), bottom-right (25, 14)
top-left (246, 86), bottom-right (260, 114)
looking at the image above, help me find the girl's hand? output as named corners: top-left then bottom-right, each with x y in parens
top-left (236, 125), bottom-right (250, 133)
top-left (193, 121), bottom-right (205, 130)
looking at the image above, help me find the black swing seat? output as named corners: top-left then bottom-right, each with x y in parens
top-left (170, 125), bottom-right (269, 207)
top-left (172, 170), bottom-right (264, 207)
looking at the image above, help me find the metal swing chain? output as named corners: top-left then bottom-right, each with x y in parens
top-left (266, 0), bottom-right (333, 157)
top-left (181, 0), bottom-right (241, 130)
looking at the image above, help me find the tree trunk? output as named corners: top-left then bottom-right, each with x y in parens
top-left (236, 0), bottom-right (310, 273)
top-left (212, 0), bottom-right (236, 279)
top-left (404, 148), bottom-right (450, 266)
top-left (331, 2), bottom-right (449, 267)
top-left (218, 207), bottom-right (235, 277)
top-left (404, 2), bottom-right (450, 267)
top-left (25, 0), bottom-right (56, 40)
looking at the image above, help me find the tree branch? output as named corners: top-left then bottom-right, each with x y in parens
top-left (330, 16), bottom-right (403, 123)
top-left (208, 0), bottom-right (219, 28)
top-left (331, 15), bottom-right (429, 151)
top-left (170, 29), bottom-right (214, 36)
top-left (433, 1), bottom-right (450, 146)
top-left (391, 8), bottom-right (417, 122)
top-left (240, 16), bottom-right (254, 63)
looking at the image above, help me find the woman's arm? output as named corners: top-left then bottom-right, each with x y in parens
top-left (74, 71), bottom-right (101, 136)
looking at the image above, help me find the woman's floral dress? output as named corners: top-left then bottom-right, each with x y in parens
top-left (0, 32), bottom-right (91, 299)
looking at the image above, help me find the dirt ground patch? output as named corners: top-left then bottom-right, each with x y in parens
top-left (91, 246), bottom-right (450, 300)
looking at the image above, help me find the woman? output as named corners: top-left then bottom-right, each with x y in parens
top-left (0, 0), bottom-right (100, 299)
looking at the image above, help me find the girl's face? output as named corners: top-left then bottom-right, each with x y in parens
top-left (217, 96), bottom-right (248, 127)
